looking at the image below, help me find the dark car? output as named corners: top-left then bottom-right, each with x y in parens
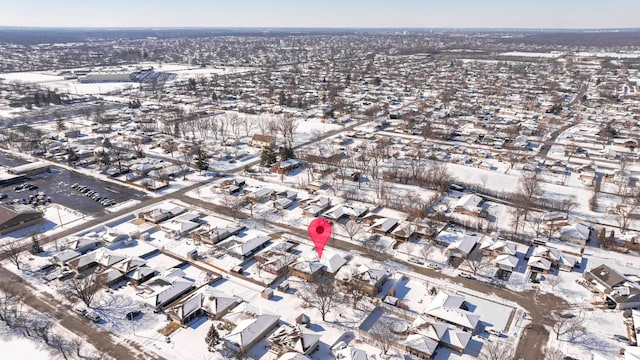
top-left (126, 310), bottom-right (142, 320)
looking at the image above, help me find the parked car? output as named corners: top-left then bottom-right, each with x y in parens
top-left (73, 306), bottom-right (87, 316)
top-left (126, 310), bottom-right (142, 320)
top-left (425, 263), bottom-right (441, 271)
top-left (85, 311), bottom-right (102, 323)
top-left (485, 326), bottom-right (503, 337)
top-left (458, 271), bottom-right (475, 280)
top-left (613, 334), bottom-right (632, 345)
top-left (408, 257), bottom-right (424, 265)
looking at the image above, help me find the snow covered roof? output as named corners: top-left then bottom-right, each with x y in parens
top-left (454, 193), bottom-right (483, 211)
top-left (532, 245), bottom-right (561, 261)
top-left (495, 254), bottom-right (519, 269)
top-left (401, 334), bottom-right (438, 357)
top-left (333, 346), bottom-right (368, 360)
top-left (268, 325), bottom-right (321, 354)
top-left (225, 314), bottom-right (280, 350)
top-left (425, 291), bottom-right (480, 330)
top-left (321, 253), bottom-right (347, 274)
top-left (527, 256), bottom-right (551, 271)
top-left (560, 223), bottom-right (590, 241)
top-left (369, 217), bottom-right (398, 233)
top-left (446, 236), bottom-right (478, 255)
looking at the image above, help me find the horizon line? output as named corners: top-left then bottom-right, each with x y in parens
top-left (1, 26), bottom-right (639, 31)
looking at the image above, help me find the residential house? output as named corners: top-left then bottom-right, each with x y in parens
top-left (559, 223), bottom-right (591, 246)
top-left (531, 245), bottom-right (561, 267)
top-left (250, 188), bottom-right (274, 203)
top-left (126, 266), bottom-right (157, 285)
top-left (251, 134), bottom-right (276, 148)
top-left (273, 159), bottom-right (303, 175)
top-left (333, 345), bottom-right (368, 360)
top-left (224, 314), bottom-right (281, 355)
top-left (444, 235), bottom-right (478, 259)
top-left (51, 249), bottom-right (82, 266)
top-left (302, 197), bottom-right (331, 217)
top-left (140, 269), bottom-right (195, 311)
top-left (368, 217), bottom-right (399, 236)
top-left (424, 291), bottom-right (480, 332)
top-left (219, 235), bottom-right (271, 260)
top-left (584, 264), bottom-right (640, 310)
top-left (411, 317), bottom-right (472, 353)
top-left (479, 238), bottom-right (517, 257)
top-left (453, 194), bottom-right (486, 218)
top-left (324, 204), bottom-right (369, 222)
top-left (167, 287), bottom-right (241, 324)
top-left (61, 236), bottom-right (103, 254)
top-left (100, 226), bottom-right (129, 244)
top-left (527, 256), bottom-right (552, 274)
top-left (161, 212), bottom-right (202, 237)
top-left (267, 325), bottom-right (321, 356)
top-left (290, 260), bottom-right (323, 281)
top-left (495, 254), bottom-right (519, 272)
top-left (336, 263), bottom-right (390, 296)
top-left (190, 223), bottom-right (245, 245)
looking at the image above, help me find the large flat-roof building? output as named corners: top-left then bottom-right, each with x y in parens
top-left (8, 162), bottom-right (51, 177)
top-left (0, 204), bottom-right (44, 234)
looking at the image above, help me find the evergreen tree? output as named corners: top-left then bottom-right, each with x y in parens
top-left (260, 146), bottom-right (277, 166)
top-left (204, 324), bottom-right (219, 352)
top-left (194, 147), bottom-right (209, 172)
top-left (278, 146), bottom-right (295, 161)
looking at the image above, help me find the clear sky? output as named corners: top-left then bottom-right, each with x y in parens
top-left (1, 0), bottom-right (638, 29)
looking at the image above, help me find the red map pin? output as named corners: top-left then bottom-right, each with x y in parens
top-left (308, 218), bottom-right (331, 259)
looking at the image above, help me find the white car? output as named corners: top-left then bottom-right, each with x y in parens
top-left (458, 272), bottom-right (475, 280)
top-left (425, 263), bottom-right (441, 271)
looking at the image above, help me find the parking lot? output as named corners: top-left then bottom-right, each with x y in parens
top-left (1, 153), bottom-right (147, 216)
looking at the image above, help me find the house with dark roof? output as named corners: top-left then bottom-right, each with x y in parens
top-left (0, 204), bottom-right (43, 234)
top-left (584, 264), bottom-right (640, 310)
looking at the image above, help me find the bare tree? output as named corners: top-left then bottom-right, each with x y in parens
top-left (549, 311), bottom-right (585, 340)
top-left (0, 283), bottom-right (21, 326)
top-left (544, 346), bottom-right (565, 360)
top-left (70, 337), bottom-right (84, 358)
top-left (369, 321), bottom-right (397, 355)
top-left (68, 273), bottom-right (102, 307)
top-left (278, 114), bottom-right (298, 148)
top-left (50, 334), bottom-right (71, 360)
top-left (341, 221), bottom-right (364, 242)
top-left (479, 340), bottom-right (514, 360)
top-left (463, 255), bottom-right (493, 276)
top-left (546, 274), bottom-right (562, 290)
top-left (221, 194), bottom-right (246, 220)
top-left (301, 279), bottom-right (342, 321)
top-left (1, 239), bottom-right (24, 270)
top-left (360, 236), bottom-right (386, 262)
top-left (517, 171), bottom-right (541, 221)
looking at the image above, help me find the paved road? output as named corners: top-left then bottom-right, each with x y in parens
top-left (0, 267), bottom-right (165, 360)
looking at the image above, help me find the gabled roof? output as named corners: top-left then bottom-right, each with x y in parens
top-left (496, 254), bottom-right (519, 269)
top-left (532, 245), bottom-right (561, 261)
top-left (489, 240), bottom-right (517, 256)
top-left (401, 334), bottom-right (439, 356)
top-left (426, 291), bottom-right (479, 330)
top-left (446, 236), bottom-right (478, 255)
top-left (226, 314), bottom-right (280, 350)
top-left (454, 193), bottom-right (483, 211)
top-left (527, 256), bottom-right (552, 271)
